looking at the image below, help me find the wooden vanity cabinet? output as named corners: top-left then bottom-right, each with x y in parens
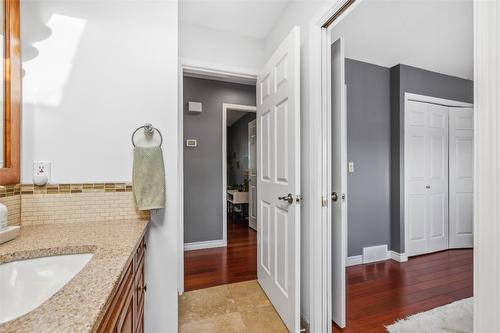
top-left (97, 235), bottom-right (146, 333)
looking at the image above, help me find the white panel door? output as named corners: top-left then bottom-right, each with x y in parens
top-left (449, 107), bottom-right (474, 248)
top-left (406, 100), bottom-right (429, 256)
top-left (248, 119), bottom-right (257, 231)
top-left (406, 101), bottom-right (449, 256)
top-left (331, 37), bottom-right (347, 329)
top-left (427, 104), bottom-right (449, 253)
top-left (257, 27), bottom-right (301, 333)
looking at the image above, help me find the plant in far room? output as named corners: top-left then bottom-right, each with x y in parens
top-left (242, 177), bottom-right (249, 192)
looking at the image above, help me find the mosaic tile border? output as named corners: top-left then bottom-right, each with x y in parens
top-left (0, 184), bottom-right (21, 198)
top-left (20, 183), bottom-right (134, 195)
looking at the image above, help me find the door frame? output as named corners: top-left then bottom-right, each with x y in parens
top-left (222, 102), bottom-right (257, 244)
top-left (177, 61), bottom-right (257, 295)
top-left (473, 2), bottom-right (500, 330)
top-left (309, 0), bottom-right (360, 331)
top-left (248, 118), bottom-right (258, 230)
top-left (403, 93), bottom-right (473, 257)
top-left (310, 0), bottom-right (493, 331)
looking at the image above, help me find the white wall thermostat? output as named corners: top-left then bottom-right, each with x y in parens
top-left (186, 139), bottom-right (197, 147)
top-left (188, 101), bottom-right (203, 113)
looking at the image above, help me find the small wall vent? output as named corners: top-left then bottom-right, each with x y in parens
top-left (362, 244), bottom-right (388, 264)
top-left (188, 101), bottom-right (203, 113)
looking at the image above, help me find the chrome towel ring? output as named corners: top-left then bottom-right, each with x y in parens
top-left (131, 123), bottom-right (163, 147)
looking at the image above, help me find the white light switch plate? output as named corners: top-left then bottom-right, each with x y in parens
top-left (186, 139), bottom-right (197, 147)
top-left (348, 162), bottom-right (355, 173)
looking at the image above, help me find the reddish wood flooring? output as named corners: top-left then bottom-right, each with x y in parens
top-left (333, 249), bottom-right (473, 333)
top-left (184, 215), bottom-right (257, 291)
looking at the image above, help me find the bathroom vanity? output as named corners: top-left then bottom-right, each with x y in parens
top-left (0, 219), bottom-right (149, 333)
top-left (97, 232), bottom-right (147, 333)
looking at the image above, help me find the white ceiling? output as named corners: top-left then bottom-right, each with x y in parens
top-left (179, 0), bottom-right (292, 39)
top-left (331, 0), bottom-right (473, 80)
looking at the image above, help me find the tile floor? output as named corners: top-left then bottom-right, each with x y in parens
top-left (179, 280), bottom-right (288, 333)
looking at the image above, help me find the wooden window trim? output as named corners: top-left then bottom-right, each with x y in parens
top-left (0, 0), bottom-right (21, 185)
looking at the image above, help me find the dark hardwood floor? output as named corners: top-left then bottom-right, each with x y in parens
top-left (184, 214), bottom-right (257, 291)
top-left (333, 249), bottom-right (473, 333)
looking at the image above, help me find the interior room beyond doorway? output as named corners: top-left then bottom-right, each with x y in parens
top-left (182, 76), bottom-right (258, 291)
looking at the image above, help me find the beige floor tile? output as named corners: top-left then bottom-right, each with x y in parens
top-left (179, 312), bottom-right (246, 333)
top-left (240, 304), bottom-right (288, 333)
top-left (179, 280), bottom-right (289, 332)
top-left (179, 285), bottom-right (237, 325)
top-left (227, 280), bottom-right (271, 312)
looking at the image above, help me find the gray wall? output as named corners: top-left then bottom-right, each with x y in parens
top-left (227, 113), bottom-right (256, 186)
top-left (345, 59), bottom-right (392, 257)
top-left (343, 60), bottom-right (473, 256)
top-left (183, 77), bottom-right (256, 243)
top-left (390, 64), bottom-right (474, 253)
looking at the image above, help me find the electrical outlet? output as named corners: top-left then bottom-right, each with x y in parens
top-left (33, 161), bottom-right (51, 184)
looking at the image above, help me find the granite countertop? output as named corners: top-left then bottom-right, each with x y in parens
top-left (0, 219), bottom-right (149, 333)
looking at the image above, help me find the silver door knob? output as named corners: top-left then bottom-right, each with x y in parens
top-left (331, 192), bottom-right (338, 202)
top-left (278, 193), bottom-right (294, 204)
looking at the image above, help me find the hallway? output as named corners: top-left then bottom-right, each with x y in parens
top-left (184, 215), bottom-right (257, 291)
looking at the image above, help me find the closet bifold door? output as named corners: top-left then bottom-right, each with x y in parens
top-left (449, 108), bottom-right (474, 249)
top-left (405, 101), bottom-right (449, 257)
top-left (425, 103), bottom-right (449, 254)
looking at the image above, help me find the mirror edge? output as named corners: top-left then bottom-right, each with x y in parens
top-left (0, 0), bottom-right (20, 185)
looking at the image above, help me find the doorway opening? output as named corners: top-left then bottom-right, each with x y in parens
top-left (323, 0), bottom-right (474, 331)
top-left (182, 76), bottom-right (258, 291)
top-left (178, 69), bottom-right (293, 332)
top-left (179, 26), bottom-right (302, 333)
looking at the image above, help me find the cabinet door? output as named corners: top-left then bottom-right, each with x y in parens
top-left (115, 286), bottom-right (135, 333)
top-left (136, 314), bottom-right (144, 333)
top-left (97, 263), bottom-right (134, 333)
top-left (134, 256), bottom-right (145, 332)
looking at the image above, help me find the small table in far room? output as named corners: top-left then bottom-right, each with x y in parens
top-left (227, 190), bottom-right (249, 224)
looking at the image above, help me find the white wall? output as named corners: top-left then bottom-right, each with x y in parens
top-left (329, 0), bottom-right (473, 80)
top-left (21, 1), bottom-right (179, 332)
top-left (264, 1), bottom-right (328, 59)
top-left (180, 21), bottom-right (264, 74)
top-left (263, 0), bottom-right (330, 326)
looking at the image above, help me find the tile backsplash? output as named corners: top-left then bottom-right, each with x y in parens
top-left (0, 183), bottom-right (149, 226)
top-left (0, 185), bottom-right (21, 226)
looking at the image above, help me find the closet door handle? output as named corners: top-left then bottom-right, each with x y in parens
top-left (425, 185), bottom-right (431, 189)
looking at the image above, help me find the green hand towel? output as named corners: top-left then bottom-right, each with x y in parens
top-left (133, 146), bottom-right (166, 210)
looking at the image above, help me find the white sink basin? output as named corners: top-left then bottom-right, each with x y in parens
top-left (0, 253), bottom-right (93, 324)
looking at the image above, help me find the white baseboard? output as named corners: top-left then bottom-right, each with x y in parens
top-left (389, 250), bottom-right (408, 262)
top-left (346, 255), bottom-right (363, 267)
top-left (184, 239), bottom-right (226, 251)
